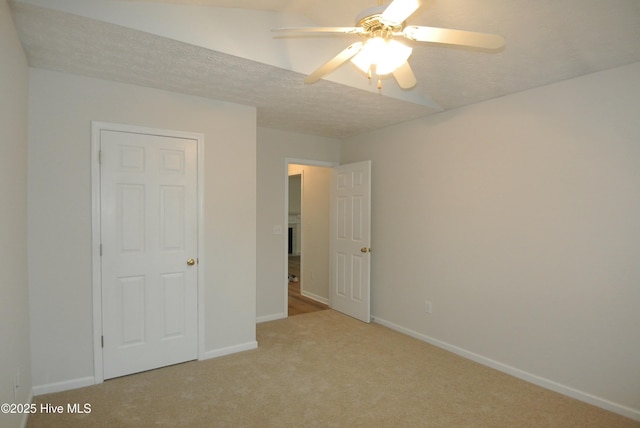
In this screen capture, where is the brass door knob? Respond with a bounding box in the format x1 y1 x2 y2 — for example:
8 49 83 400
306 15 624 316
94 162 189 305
360 248 371 253
186 258 196 266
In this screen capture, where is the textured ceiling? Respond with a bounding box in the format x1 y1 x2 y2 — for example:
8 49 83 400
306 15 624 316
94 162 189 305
10 0 640 138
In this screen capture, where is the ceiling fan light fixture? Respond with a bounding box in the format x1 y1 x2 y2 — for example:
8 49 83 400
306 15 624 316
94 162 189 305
377 39 413 75
351 37 412 76
351 37 384 73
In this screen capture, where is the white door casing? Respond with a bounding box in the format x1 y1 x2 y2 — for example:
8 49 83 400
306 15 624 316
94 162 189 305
96 126 200 380
330 161 372 323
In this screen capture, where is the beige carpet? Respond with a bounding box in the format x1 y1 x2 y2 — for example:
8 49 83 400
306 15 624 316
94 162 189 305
28 310 638 427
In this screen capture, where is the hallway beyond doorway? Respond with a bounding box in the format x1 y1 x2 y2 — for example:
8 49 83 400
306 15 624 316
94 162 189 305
288 256 328 316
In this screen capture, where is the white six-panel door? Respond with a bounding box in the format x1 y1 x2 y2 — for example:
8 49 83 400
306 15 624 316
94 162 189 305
330 161 371 323
100 129 198 379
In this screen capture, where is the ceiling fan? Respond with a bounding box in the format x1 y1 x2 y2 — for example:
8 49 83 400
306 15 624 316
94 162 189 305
272 0 505 89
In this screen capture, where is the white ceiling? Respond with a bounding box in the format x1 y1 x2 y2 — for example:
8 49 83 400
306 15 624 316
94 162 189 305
10 0 640 138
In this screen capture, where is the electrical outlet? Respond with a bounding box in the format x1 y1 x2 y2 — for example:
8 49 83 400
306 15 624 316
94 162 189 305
425 300 432 314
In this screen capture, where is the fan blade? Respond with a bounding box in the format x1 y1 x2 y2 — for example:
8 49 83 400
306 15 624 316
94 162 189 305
304 42 364 84
392 61 417 89
381 0 421 26
403 26 505 50
272 27 365 35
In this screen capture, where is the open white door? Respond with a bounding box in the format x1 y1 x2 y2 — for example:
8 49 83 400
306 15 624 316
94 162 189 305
330 161 371 323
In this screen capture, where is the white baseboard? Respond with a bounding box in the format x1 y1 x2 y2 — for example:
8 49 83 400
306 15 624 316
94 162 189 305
301 290 329 306
32 343 258 397
32 376 95 396
371 316 640 422
256 313 286 323
200 341 258 361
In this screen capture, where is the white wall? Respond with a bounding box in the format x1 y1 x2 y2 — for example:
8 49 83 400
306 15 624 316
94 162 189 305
341 62 640 419
0 1 32 427
256 128 340 321
28 69 257 392
288 174 301 215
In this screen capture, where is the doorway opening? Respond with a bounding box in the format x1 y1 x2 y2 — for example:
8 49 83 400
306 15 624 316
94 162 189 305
285 162 333 316
283 159 372 322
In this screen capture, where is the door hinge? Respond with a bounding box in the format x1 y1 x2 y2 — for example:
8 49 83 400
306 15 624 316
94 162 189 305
99 244 102 256
101 336 104 348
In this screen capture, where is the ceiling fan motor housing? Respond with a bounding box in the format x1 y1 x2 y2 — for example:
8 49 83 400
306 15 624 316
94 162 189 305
356 5 403 36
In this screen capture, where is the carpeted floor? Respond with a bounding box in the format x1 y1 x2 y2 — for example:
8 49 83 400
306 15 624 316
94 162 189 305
27 310 638 427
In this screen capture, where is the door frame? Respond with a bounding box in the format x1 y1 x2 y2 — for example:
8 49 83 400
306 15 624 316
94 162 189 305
91 121 205 384
283 158 337 315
